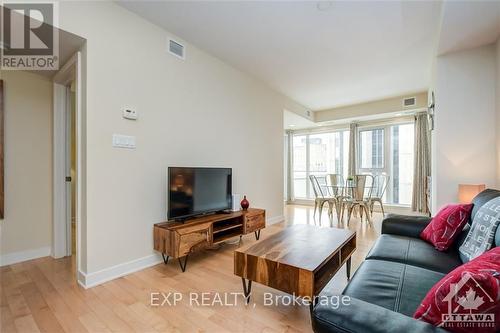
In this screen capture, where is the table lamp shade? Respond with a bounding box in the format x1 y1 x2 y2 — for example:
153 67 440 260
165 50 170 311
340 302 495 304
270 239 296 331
458 184 486 204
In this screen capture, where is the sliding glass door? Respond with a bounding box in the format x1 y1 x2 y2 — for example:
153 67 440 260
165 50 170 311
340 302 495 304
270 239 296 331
391 123 414 205
292 130 349 199
290 121 414 204
358 122 414 205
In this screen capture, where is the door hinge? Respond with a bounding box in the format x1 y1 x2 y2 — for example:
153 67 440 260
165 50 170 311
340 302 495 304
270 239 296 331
65 176 72 182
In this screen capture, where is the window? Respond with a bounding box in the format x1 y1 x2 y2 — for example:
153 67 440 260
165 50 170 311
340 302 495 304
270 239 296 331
309 133 335 174
292 135 307 198
391 124 414 205
309 133 334 196
289 121 414 204
359 129 384 169
292 130 349 199
358 122 414 205
336 131 350 180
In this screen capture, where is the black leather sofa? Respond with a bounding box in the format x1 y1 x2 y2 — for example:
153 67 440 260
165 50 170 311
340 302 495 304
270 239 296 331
312 189 500 333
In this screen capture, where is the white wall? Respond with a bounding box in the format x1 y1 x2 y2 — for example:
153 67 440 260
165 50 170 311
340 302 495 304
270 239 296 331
0 71 53 265
496 38 500 187
315 92 428 122
57 2 307 278
432 44 497 211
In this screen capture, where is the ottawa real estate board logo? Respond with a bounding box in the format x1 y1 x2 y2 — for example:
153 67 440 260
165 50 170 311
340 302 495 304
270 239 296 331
441 272 496 330
1 1 59 70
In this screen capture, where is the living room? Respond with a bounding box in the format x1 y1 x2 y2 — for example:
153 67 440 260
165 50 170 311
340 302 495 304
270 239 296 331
0 1 499 333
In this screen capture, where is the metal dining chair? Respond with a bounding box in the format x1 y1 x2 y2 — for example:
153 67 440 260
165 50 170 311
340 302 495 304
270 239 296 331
327 174 347 222
341 174 374 227
327 174 345 196
309 175 337 220
369 174 390 216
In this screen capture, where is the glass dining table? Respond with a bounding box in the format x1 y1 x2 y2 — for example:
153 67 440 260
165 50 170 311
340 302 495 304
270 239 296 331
325 182 363 196
324 182 375 223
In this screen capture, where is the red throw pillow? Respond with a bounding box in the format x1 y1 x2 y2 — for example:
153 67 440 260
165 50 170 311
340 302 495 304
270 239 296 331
414 247 500 333
420 204 473 251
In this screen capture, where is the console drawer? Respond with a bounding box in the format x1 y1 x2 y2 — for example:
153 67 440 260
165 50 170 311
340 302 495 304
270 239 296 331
244 213 265 234
177 228 210 257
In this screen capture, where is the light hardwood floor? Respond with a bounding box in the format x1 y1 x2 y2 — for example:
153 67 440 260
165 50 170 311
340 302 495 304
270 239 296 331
0 205 382 333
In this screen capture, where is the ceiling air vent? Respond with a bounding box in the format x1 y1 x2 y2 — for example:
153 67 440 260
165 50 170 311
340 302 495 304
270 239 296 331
168 38 185 59
403 97 416 107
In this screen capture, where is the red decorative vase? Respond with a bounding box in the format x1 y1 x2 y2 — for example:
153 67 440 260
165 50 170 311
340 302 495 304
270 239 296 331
240 195 250 210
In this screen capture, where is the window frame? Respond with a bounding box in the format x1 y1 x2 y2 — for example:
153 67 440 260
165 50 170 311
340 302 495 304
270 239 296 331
291 134 309 199
291 129 349 200
357 121 414 205
389 122 415 205
288 118 415 205
358 127 386 170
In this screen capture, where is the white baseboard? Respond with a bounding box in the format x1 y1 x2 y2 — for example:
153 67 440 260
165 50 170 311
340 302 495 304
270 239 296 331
77 214 285 289
0 246 51 267
77 270 87 288
78 253 163 289
267 215 285 225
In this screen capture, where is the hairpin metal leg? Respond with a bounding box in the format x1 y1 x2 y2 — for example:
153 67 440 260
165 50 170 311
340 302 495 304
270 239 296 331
241 278 252 304
346 257 352 280
178 255 188 272
254 230 261 240
309 296 318 315
161 253 169 265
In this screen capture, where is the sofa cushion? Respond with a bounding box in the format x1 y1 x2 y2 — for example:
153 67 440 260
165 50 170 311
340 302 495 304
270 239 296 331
366 234 463 274
382 214 432 238
459 196 500 262
343 260 445 317
420 203 473 251
414 247 500 333
312 295 449 333
470 189 500 222
454 189 500 249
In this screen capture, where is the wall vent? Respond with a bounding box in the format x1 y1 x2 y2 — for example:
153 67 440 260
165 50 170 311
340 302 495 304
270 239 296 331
168 39 185 59
403 97 416 107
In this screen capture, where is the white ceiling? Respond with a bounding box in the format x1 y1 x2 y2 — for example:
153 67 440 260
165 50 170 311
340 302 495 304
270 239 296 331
438 1 500 55
119 1 442 110
283 110 316 130
38 28 86 78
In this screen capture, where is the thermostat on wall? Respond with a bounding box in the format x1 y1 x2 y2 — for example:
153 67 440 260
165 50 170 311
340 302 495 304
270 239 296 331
123 108 138 120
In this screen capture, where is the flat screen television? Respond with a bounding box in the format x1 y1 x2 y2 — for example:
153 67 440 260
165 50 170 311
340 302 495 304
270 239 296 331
168 167 232 220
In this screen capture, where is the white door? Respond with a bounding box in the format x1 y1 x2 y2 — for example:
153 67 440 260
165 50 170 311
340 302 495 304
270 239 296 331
53 52 81 271
64 86 72 256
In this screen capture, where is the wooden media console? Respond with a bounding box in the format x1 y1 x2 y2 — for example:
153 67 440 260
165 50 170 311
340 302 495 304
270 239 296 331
154 208 265 271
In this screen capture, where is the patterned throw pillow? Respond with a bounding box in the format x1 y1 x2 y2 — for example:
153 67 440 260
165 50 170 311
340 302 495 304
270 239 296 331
459 197 500 262
420 204 473 251
414 247 500 333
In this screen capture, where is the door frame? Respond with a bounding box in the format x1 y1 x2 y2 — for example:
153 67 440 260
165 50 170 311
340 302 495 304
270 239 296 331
52 52 82 273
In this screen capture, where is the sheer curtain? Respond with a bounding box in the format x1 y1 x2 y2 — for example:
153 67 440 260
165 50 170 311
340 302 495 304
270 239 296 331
412 113 430 213
348 122 358 176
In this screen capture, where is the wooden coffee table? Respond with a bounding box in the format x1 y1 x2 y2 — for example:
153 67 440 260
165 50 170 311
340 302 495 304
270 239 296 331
234 224 356 308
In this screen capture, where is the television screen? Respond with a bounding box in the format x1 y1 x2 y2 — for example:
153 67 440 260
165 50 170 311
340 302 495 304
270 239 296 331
168 167 232 220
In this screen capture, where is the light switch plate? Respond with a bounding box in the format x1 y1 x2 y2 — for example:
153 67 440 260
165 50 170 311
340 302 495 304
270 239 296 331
112 134 136 149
